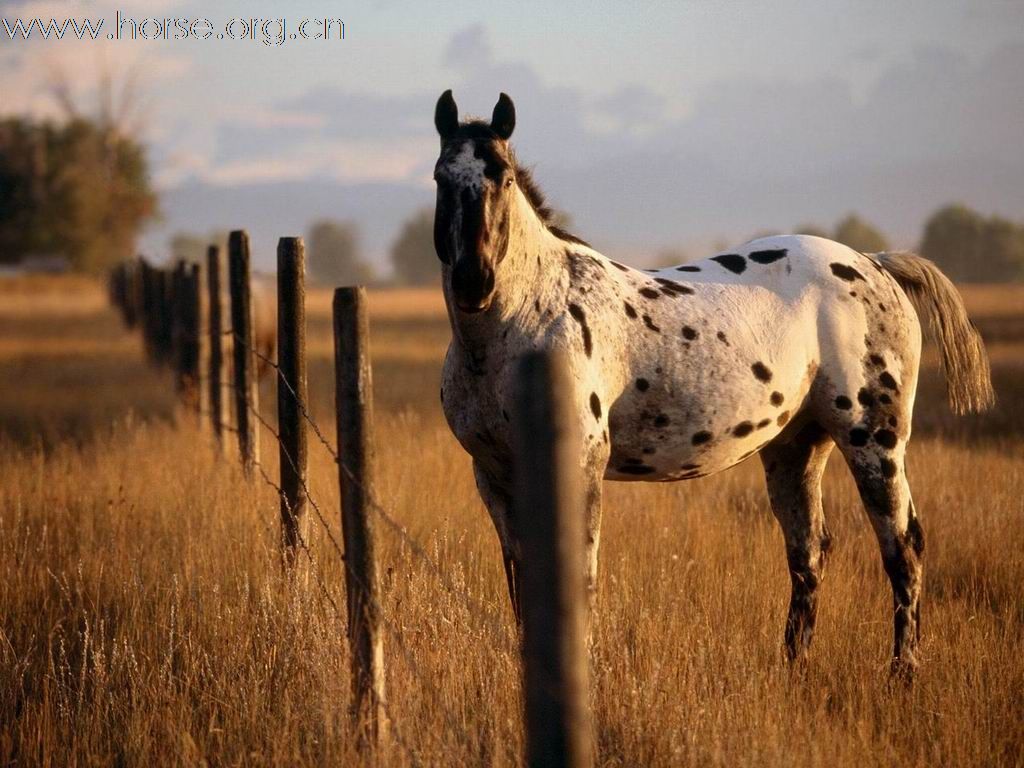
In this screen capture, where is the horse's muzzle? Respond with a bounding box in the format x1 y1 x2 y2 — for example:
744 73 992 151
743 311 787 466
452 259 495 313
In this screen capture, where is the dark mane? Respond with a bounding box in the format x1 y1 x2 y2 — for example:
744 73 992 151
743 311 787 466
451 120 590 247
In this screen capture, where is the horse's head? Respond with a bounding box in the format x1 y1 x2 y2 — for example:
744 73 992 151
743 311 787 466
433 90 518 314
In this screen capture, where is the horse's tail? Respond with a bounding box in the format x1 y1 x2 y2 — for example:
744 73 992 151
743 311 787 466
875 251 995 414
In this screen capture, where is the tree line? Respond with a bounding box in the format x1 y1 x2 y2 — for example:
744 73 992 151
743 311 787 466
2 111 1022 283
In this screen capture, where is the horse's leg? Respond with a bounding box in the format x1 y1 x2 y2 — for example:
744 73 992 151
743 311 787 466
839 443 924 677
759 422 835 663
472 461 521 623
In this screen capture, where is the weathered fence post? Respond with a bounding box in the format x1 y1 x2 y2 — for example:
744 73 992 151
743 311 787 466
206 245 226 442
229 230 260 476
513 351 593 768
277 237 308 569
174 262 202 412
333 286 387 745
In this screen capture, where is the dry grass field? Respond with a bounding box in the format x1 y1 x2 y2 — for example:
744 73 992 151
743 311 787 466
1 276 1022 767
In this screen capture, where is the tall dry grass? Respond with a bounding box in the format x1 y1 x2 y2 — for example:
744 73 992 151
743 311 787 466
1 277 1022 766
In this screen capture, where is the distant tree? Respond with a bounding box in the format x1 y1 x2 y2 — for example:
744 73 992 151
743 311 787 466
0 117 156 272
832 214 889 253
390 208 440 285
794 223 830 239
919 204 1024 283
307 220 374 286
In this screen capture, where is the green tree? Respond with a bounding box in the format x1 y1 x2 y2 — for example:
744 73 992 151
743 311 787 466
832 214 890 253
0 116 156 273
390 208 440 285
307 220 374 287
919 204 1024 283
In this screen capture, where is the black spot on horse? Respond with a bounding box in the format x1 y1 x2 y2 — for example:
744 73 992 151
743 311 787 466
642 446 656 455
879 393 892 405
880 457 897 479
589 392 602 420
712 253 747 274
680 463 701 471
639 287 661 300
623 301 638 319
440 387 444 403
835 395 852 410
757 418 771 429
751 362 773 382
857 388 875 407
770 391 784 406
879 371 899 391
830 262 865 282
888 416 898 427
777 411 790 427
654 414 670 428
748 248 787 264
618 465 656 475
849 427 870 447
717 331 729 345
534 299 541 313
567 303 593 357
682 326 698 341
692 431 713 445
655 278 694 297
874 429 898 449
611 261 629 272
732 421 754 437
676 265 701 272
643 315 661 333
636 378 650 392
869 354 885 366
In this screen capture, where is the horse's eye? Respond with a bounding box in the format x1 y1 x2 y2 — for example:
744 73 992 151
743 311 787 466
504 177 514 188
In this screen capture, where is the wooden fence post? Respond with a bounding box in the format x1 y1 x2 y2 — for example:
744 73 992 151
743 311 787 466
333 286 387 745
277 237 308 568
513 351 593 768
174 262 202 412
206 245 225 443
229 230 260 476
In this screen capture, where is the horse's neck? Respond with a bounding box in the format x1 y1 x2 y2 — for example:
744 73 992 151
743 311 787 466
450 192 568 347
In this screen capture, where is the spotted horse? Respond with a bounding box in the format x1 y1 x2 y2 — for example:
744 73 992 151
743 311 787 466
432 90 995 676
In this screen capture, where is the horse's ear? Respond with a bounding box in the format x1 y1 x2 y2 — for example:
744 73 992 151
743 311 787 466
490 93 515 140
435 90 459 140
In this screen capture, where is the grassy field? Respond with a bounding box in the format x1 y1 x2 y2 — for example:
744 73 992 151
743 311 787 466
1 276 1022 766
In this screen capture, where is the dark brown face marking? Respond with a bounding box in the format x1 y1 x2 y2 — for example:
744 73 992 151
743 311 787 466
716 331 729 345
589 392 602 420
654 414 670 428
857 388 875 407
635 378 650 392
770 391 784 406
830 262 865 281
751 362 773 382
692 430 713 445
748 248 788 264
835 395 852 410
776 411 790 427
879 371 899 391
567 303 593 357
676 265 701 272
879 457 898 479
849 427 870 447
732 421 754 438
618 465 656 475
623 301 638 319
712 253 747 274
643 315 661 333
639 287 661 300
874 429 897 449
682 326 698 341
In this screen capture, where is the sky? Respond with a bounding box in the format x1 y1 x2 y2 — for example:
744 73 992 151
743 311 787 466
2 0 1023 269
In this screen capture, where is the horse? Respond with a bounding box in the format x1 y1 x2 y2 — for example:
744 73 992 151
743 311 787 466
432 90 994 675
